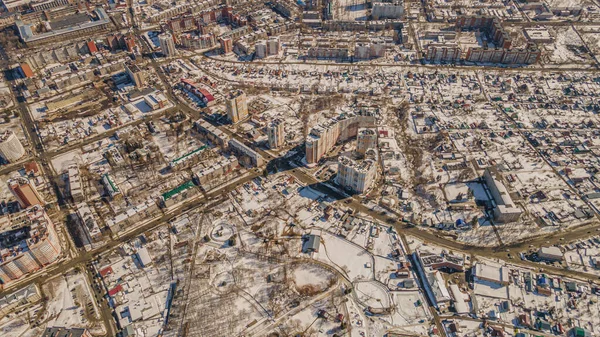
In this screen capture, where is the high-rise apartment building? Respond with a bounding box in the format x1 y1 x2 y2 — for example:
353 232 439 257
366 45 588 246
267 37 280 56
0 131 25 163
356 128 377 156
8 177 44 209
159 33 177 57
255 40 267 58
225 90 248 123
125 63 146 87
220 37 233 54
305 114 376 165
336 156 377 194
267 119 285 149
0 206 62 284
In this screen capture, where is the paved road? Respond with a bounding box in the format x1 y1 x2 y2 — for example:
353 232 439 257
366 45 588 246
192 54 600 283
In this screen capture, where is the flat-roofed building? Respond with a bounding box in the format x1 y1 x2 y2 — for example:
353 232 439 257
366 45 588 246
0 131 25 163
15 8 110 46
0 206 62 284
356 128 377 156
8 177 44 209
125 63 146 87
473 263 510 286
336 155 377 194
267 119 285 149
228 139 264 167
225 90 248 123
305 113 376 164
483 167 522 223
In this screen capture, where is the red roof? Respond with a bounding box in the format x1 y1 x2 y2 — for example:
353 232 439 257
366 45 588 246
87 41 98 54
198 88 214 102
181 78 197 87
20 63 34 78
99 266 113 277
24 161 39 174
108 284 123 296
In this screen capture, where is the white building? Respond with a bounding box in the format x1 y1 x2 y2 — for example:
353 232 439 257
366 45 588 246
336 155 377 194
473 263 510 286
255 40 267 58
371 0 404 19
0 131 25 163
267 119 285 149
159 33 177 57
483 167 522 223
356 128 377 156
538 246 563 262
267 37 280 56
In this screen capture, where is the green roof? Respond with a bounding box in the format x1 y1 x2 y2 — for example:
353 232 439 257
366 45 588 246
170 146 207 166
103 173 119 193
162 181 195 200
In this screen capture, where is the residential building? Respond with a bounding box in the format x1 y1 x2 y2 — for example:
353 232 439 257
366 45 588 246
125 63 146 87
356 128 377 156
67 165 84 202
0 283 41 318
228 139 264 167
267 119 285 149
255 40 267 58
194 156 238 190
305 113 376 164
220 37 233 54
0 206 62 284
225 90 248 123
371 0 404 19
8 177 44 209
267 37 280 55
41 327 92 337
159 32 177 57
0 131 25 163
194 120 229 149
75 202 102 243
336 156 377 194
483 167 522 223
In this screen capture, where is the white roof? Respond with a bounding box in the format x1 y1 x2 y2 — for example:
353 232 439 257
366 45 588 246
474 263 509 284
137 247 152 267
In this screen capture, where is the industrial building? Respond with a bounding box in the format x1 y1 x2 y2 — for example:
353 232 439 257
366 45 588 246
538 246 564 262
15 8 110 46
0 131 25 163
472 263 510 286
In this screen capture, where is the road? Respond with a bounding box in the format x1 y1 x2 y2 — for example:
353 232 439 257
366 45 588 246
2 22 599 336
189 53 600 283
